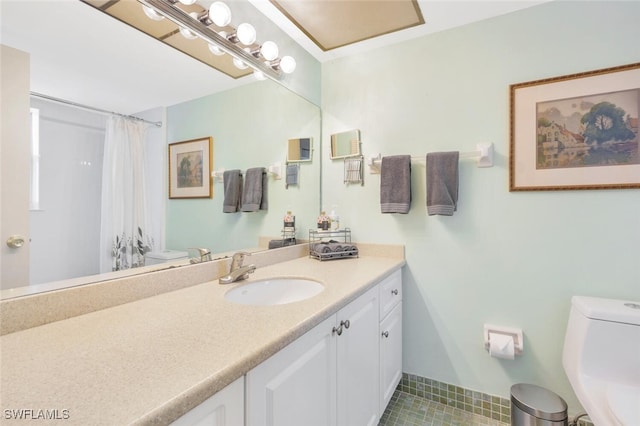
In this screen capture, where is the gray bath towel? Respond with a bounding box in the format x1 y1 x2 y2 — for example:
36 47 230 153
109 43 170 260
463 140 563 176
222 170 242 213
241 167 268 212
380 155 411 214
426 151 459 216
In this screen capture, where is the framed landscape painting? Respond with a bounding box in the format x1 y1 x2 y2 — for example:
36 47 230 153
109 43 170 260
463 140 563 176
510 63 640 191
168 137 213 198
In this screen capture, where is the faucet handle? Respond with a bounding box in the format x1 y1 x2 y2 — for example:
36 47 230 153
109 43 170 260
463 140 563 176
189 247 212 262
231 251 251 268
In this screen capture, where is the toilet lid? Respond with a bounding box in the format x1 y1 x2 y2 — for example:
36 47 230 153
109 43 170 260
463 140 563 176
607 383 640 426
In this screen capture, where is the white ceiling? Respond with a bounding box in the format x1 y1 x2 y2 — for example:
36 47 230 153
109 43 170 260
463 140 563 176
0 0 548 114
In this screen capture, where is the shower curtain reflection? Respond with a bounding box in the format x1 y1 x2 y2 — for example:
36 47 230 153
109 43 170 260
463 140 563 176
100 116 155 272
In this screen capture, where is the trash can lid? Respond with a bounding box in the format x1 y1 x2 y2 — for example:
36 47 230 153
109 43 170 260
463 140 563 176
511 383 568 421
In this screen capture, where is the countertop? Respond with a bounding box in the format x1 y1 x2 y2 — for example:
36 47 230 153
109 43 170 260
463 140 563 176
0 254 404 425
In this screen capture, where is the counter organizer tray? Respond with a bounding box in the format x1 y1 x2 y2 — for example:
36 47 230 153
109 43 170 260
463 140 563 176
309 228 358 261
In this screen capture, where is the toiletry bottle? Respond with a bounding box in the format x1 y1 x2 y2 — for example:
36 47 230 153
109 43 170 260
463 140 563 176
317 211 329 231
329 206 340 231
284 211 295 228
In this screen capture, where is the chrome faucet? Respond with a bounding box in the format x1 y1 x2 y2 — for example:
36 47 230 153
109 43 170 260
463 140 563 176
189 247 212 264
219 251 256 284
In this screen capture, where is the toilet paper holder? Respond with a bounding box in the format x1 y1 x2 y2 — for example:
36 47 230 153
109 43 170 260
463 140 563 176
483 324 524 356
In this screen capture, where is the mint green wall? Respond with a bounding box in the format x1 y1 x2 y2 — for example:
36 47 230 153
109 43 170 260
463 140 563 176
166 81 320 254
321 1 640 413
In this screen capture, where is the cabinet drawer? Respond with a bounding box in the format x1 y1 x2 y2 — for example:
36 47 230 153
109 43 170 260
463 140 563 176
379 269 402 319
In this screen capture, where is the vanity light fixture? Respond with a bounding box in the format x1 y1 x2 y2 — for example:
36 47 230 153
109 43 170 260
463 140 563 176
138 0 296 80
235 23 257 45
142 5 165 21
208 43 225 56
209 1 231 27
233 57 248 70
260 40 279 61
276 55 296 74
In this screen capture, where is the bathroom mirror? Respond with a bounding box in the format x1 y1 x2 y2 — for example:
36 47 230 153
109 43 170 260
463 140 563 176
287 138 313 162
330 129 361 159
0 1 321 298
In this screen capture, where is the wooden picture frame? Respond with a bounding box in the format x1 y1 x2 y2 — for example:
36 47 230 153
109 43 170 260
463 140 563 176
509 63 640 191
168 137 213 199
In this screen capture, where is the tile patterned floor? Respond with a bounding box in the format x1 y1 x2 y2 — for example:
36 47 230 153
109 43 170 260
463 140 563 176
380 389 509 426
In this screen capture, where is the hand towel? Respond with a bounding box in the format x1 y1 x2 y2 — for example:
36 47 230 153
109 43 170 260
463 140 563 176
426 151 459 216
260 169 268 211
380 155 411 214
268 238 295 249
241 167 267 212
286 164 299 186
222 169 243 213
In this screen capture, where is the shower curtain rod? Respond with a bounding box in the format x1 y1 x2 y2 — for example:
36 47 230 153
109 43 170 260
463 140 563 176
30 92 163 128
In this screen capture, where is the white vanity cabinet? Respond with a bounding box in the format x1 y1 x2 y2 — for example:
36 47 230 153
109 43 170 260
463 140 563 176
171 377 244 426
379 269 403 416
336 284 380 426
246 285 380 426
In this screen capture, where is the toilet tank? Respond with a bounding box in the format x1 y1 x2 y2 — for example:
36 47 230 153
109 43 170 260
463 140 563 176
145 250 189 266
564 296 640 383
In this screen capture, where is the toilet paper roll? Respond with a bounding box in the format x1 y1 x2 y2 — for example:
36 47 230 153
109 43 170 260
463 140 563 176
488 332 515 360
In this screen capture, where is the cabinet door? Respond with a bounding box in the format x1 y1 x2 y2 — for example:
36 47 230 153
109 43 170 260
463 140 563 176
171 377 244 426
380 302 402 416
336 285 380 426
246 315 337 426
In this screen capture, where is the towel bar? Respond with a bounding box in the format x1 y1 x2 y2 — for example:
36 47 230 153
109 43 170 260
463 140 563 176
368 142 494 174
212 162 282 183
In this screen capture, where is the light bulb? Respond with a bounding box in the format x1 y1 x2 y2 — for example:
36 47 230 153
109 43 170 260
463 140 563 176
280 56 296 74
179 12 199 40
209 2 231 27
178 0 197 4
253 71 266 81
233 58 248 70
237 23 256 45
180 26 197 39
260 41 278 61
208 44 225 56
142 5 164 21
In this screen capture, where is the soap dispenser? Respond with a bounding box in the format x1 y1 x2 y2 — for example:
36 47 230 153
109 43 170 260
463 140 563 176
329 206 340 231
284 210 295 228
317 210 329 231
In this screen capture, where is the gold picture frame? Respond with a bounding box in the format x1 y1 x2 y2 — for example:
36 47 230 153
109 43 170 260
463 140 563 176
509 63 640 191
168 137 213 199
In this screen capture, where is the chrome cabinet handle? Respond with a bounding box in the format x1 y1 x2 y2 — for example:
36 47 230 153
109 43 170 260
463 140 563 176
382 331 389 338
333 320 350 336
391 289 399 296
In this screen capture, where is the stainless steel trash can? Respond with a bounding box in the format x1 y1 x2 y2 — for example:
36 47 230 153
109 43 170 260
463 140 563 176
511 383 568 426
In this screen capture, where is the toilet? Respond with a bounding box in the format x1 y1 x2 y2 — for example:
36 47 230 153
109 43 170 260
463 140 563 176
145 250 189 266
562 296 640 426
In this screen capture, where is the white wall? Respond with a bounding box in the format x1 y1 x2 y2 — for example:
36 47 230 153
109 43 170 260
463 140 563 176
321 1 640 413
29 99 105 284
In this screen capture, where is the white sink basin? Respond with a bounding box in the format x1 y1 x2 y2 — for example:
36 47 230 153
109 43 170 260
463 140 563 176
224 278 324 306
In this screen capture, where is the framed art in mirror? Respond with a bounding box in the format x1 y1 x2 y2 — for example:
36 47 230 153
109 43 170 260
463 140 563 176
510 62 640 191
169 136 213 198
330 129 361 159
287 137 313 162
